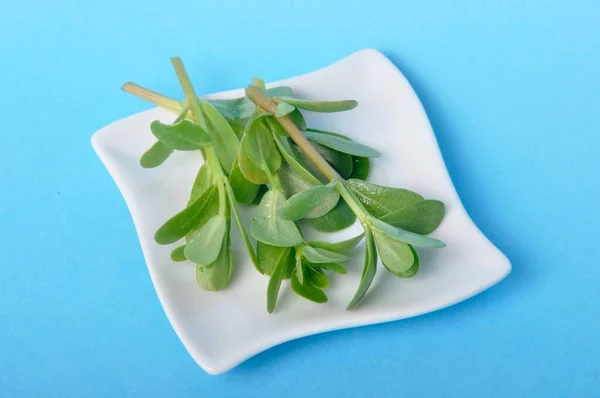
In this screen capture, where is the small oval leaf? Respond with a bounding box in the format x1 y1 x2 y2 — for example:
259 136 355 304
380 199 446 235
243 118 281 173
370 217 446 249
150 119 211 150
279 181 338 220
140 142 173 168
250 190 303 247
302 246 350 263
229 157 260 204
275 96 358 113
373 230 415 274
170 245 187 262
319 262 348 275
304 130 381 158
238 136 270 184
346 179 424 218
196 233 232 291
184 215 227 265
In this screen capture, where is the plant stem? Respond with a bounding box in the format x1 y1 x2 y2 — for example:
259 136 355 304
121 82 183 114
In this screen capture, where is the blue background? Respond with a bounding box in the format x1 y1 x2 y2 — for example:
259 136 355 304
1 1 598 396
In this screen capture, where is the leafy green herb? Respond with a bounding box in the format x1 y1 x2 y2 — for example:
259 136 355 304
122 63 448 313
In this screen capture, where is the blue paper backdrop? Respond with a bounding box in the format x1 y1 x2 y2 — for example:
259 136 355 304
1 1 599 397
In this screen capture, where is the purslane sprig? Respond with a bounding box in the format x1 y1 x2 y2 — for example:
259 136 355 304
120 57 446 312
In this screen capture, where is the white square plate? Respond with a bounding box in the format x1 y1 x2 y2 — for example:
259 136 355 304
92 49 510 374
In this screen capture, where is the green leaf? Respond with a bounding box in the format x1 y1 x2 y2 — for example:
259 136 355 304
346 179 424 218
370 217 446 248
150 119 211 150
266 253 286 313
306 267 329 289
257 242 295 277
273 135 323 185
291 268 328 303
238 134 269 184
229 122 245 138
197 100 239 173
170 245 187 262
250 190 303 247
155 185 217 245
140 142 173 168
184 215 227 265
228 157 259 204
307 199 357 232
396 246 419 278
243 118 281 173
196 231 232 291
188 164 214 205
314 143 353 179
380 199 446 235
223 181 262 273
208 87 294 121
275 96 357 113
301 246 350 263
319 262 347 274
278 163 338 219
304 130 381 158
275 101 296 118
279 181 338 220
307 233 364 255
350 157 370 180
347 229 377 310
373 230 415 274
